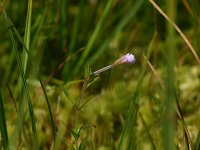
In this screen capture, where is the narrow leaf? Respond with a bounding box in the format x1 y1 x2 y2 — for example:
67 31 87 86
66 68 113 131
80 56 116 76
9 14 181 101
0 90 9 150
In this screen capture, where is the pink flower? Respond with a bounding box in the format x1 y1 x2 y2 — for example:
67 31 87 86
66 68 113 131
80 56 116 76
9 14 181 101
91 53 135 75
114 53 135 65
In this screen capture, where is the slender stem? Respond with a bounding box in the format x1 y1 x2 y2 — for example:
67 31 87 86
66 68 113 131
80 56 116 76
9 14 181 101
91 64 113 75
75 77 89 150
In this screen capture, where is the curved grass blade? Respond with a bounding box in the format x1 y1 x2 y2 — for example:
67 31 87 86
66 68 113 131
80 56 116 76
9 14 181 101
0 90 9 150
6 84 18 112
175 95 193 150
118 72 144 150
6 15 56 142
9 26 39 149
118 94 139 150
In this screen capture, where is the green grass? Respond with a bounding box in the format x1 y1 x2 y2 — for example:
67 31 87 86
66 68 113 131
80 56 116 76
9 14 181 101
75 0 113 75
0 0 200 149
0 90 9 150
163 0 176 150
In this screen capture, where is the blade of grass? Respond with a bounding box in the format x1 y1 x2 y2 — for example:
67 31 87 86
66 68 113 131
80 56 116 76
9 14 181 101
3 48 15 84
143 55 165 89
75 0 113 74
9 24 39 149
118 91 139 150
5 14 56 142
78 95 93 111
118 29 154 149
139 111 156 150
1 2 38 148
62 88 77 110
144 54 176 150
149 0 200 64
164 1 177 149
6 84 18 112
118 64 146 150
23 0 32 73
0 90 9 150
10 1 34 147
175 94 193 150
194 131 200 150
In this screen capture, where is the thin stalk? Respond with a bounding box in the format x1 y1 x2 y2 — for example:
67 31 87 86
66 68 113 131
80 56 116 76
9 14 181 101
164 0 177 150
91 65 113 75
23 0 32 73
74 67 90 149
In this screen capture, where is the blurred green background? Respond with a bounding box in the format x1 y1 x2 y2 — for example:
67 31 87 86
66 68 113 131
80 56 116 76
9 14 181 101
0 0 200 149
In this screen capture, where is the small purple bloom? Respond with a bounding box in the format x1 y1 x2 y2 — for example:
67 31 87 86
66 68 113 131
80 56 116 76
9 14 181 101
91 53 135 75
114 53 135 65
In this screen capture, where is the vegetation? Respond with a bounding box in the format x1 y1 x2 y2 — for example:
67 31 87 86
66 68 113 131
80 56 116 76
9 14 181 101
0 0 200 149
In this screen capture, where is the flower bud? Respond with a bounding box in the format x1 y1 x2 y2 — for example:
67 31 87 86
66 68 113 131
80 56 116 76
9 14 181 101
114 53 135 66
